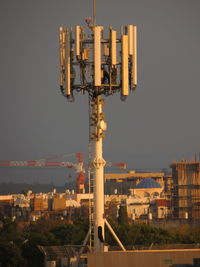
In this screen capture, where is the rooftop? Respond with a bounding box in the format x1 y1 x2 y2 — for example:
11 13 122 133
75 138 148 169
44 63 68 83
136 178 162 189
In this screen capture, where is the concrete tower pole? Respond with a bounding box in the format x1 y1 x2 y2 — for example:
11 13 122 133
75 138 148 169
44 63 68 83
92 96 106 252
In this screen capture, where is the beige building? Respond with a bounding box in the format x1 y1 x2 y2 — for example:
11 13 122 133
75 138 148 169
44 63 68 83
171 160 200 219
126 196 150 219
31 196 48 211
52 196 66 211
88 249 200 267
125 178 164 219
150 199 171 219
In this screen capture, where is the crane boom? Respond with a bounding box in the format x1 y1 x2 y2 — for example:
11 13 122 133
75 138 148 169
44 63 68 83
0 160 84 173
0 153 85 194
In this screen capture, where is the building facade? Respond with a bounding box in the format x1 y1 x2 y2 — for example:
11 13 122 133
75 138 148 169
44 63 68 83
171 161 200 220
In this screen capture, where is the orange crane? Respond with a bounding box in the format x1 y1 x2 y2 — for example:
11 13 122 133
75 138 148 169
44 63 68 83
0 153 126 193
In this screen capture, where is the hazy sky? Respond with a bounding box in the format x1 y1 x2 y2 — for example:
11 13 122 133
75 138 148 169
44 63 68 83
0 0 199 184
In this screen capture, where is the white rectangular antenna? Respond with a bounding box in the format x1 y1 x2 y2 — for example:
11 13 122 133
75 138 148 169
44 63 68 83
121 35 129 95
75 25 81 58
64 28 71 96
111 30 116 66
132 26 137 87
94 26 102 86
59 27 64 87
127 25 133 55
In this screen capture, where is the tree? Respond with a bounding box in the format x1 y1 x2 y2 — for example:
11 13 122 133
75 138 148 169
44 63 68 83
21 241 44 267
0 241 25 267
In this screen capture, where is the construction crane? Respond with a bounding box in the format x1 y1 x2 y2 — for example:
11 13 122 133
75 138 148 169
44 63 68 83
0 153 126 194
0 153 85 193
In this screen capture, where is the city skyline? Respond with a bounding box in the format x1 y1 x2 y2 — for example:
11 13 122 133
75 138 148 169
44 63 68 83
0 0 200 184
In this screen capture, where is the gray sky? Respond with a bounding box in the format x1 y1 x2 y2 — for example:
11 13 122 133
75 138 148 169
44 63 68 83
0 0 200 184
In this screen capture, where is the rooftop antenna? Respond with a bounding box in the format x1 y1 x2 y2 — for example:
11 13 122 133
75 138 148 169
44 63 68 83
59 0 137 252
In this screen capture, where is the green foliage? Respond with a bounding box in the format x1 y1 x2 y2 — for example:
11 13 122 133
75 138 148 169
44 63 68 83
21 241 44 267
168 224 200 244
27 217 59 234
132 224 173 246
0 241 25 267
106 221 178 247
50 217 88 245
1 217 200 266
51 224 74 244
0 219 26 266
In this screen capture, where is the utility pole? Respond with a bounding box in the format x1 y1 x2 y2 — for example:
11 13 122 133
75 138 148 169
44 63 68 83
59 1 137 252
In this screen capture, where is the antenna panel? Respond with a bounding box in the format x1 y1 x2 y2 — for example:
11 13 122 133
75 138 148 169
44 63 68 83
111 30 116 66
94 26 102 86
127 25 133 55
121 35 129 96
132 26 137 88
64 28 71 96
59 27 64 88
75 25 81 58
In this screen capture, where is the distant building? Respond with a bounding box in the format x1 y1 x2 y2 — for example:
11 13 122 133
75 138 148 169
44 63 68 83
0 195 13 217
171 160 200 220
0 195 13 203
150 199 171 219
126 196 150 219
14 196 30 208
163 173 173 198
52 196 66 211
125 178 167 220
129 177 163 198
31 195 48 212
105 170 170 195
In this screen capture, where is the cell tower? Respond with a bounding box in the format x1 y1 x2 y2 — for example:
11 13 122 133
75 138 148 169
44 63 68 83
59 1 137 253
